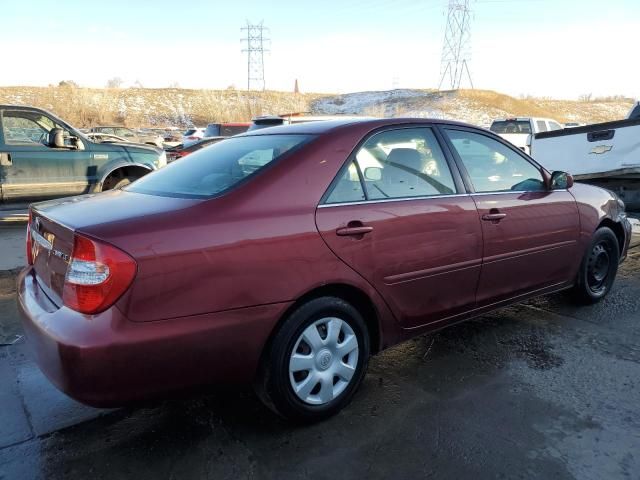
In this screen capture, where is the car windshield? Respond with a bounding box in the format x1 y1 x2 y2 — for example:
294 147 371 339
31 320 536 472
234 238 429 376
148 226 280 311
127 134 313 198
490 121 532 134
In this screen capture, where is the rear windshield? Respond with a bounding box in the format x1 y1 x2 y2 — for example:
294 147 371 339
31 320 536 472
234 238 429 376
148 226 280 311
490 121 532 134
127 134 313 198
184 129 197 136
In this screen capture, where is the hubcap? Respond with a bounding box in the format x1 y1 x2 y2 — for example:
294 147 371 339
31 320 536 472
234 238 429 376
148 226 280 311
289 317 359 405
587 242 611 294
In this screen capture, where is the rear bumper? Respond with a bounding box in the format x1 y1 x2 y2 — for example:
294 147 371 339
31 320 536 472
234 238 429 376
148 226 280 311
17 267 290 407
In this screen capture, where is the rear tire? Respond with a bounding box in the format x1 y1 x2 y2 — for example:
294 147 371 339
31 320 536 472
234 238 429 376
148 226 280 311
570 227 620 304
255 296 370 422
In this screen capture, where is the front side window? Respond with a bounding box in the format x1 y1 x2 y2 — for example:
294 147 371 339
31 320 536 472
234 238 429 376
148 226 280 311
2 111 66 146
128 134 312 198
548 121 563 131
445 129 545 193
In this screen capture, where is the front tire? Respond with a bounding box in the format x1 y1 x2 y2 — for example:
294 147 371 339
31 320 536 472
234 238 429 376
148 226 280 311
256 297 370 422
102 176 136 191
571 227 620 304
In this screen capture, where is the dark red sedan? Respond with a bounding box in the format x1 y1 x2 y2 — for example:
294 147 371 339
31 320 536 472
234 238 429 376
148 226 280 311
18 119 632 421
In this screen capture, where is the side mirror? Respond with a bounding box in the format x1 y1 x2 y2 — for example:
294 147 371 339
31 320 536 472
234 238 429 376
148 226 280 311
48 128 66 148
364 167 382 181
550 171 574 190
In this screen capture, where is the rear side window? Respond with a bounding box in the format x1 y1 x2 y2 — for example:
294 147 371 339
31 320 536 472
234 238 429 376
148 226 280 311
445 129 545 193
128 134 312 198
325 160 366 204
324 127 456 203
536 121 548 132
548 121 563 131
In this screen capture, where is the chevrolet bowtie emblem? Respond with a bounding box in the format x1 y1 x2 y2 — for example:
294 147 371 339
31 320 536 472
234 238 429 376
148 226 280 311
590 145 613 155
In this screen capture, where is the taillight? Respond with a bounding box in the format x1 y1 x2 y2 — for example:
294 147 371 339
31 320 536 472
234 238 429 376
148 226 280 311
62 234 137 314
26 209 33 266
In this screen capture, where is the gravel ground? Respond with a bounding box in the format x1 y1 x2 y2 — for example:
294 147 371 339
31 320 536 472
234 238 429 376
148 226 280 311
0 247 638 479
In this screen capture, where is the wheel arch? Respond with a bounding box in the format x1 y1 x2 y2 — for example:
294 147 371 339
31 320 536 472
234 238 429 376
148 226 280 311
260 283 383 372
597 218 625 254
99 163 153 191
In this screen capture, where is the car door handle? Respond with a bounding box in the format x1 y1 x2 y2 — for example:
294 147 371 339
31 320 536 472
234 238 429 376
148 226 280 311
0 152 11 166
482 212 507 222
336 224 373 237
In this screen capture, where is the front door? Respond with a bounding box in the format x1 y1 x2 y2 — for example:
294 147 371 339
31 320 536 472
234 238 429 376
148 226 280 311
442 127 580 305
315 127 483 328
0 109 91 203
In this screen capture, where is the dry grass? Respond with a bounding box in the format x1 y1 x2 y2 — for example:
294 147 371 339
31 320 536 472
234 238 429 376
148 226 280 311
0 85 327 127
453 90 632 123
0 85 632 128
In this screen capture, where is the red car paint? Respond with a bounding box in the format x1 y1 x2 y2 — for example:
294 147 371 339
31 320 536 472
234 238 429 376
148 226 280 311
18 118 631 407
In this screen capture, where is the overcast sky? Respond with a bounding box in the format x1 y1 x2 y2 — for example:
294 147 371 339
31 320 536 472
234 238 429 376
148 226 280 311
3 0 639 99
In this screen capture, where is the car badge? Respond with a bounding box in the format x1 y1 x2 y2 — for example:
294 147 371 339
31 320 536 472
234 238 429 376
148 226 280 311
589 145 613 155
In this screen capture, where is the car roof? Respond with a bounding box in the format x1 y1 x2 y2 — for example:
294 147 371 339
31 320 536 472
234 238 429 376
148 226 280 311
239 117 476 136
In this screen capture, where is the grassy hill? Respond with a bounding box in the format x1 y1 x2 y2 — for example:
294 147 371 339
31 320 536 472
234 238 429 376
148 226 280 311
0 86 633 128
0 86 324 127
312 89 634 126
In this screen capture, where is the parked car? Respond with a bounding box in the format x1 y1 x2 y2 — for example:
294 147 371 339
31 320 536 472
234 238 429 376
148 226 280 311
247 115 364 132
181 127 205 147
90 126 164 148
203 122 251 138
85 132 129 143
489 117 563 154
529 115 640 209
18 118 631 421
0 105 166 207
247 115 291 131
165 137 225 163
564 122 584 128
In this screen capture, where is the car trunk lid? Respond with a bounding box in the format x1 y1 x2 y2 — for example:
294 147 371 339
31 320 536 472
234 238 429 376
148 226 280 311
30 209 75 306
30 189 203 307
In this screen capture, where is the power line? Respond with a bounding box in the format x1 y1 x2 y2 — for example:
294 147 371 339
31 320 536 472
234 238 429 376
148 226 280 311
241 22 270 91
439 0 474 90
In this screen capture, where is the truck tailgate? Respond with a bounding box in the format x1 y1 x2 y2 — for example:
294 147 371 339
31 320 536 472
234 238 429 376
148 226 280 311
531 119 640 178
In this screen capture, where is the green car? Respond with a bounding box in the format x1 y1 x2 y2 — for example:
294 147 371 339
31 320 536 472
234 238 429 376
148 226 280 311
0 105 166 207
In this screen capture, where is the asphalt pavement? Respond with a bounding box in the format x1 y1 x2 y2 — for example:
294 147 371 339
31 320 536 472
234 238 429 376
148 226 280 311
0 230 639 479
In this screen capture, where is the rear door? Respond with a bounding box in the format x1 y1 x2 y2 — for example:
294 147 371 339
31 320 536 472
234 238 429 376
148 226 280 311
315 126 483 328
441 127 580 305
0 109 92 203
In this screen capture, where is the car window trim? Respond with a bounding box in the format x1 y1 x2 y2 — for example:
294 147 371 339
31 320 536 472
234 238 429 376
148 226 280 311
319 124 466 206
318 193 472 208
436 124 549 195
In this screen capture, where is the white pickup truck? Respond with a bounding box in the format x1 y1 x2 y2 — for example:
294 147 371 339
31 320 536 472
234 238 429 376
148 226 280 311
489 117 564 155
529 107 640 210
